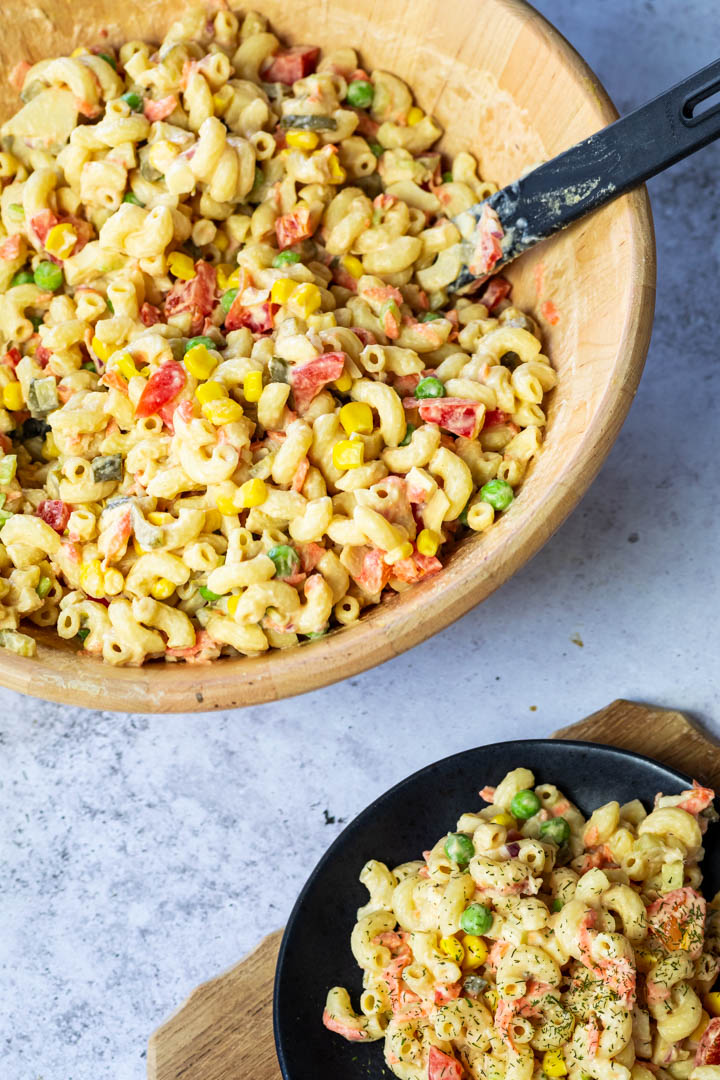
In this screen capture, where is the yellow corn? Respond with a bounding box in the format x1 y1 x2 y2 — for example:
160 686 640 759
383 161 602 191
213 230 229 253
289 281 322 318
71 46 90 57
333 371 353 393
148 139 180 173
692 1011 711 1041
243 370 263 403
340 255 363 280
132 537 148 557
202 398 244 425
333 439 364 470
225 267 245 289
80 559 105 599
227 594 241 617
484 988 498 1012
216 263 234 290
91 336 111 363
147 511 173 526
339 402 373 436
706 993 720 1017
416 528 440 557
43 433 58 460
196 380 227 405
139 366 151 377
212 86 233 116
384 541 413 565
168 252 196 281
325 152 347 183
439 936 465 964
491 813 516 827
407 106 424 126
185 344 218 380
115 351 138 381
270 278 298 306
150 577 175 600
204 508 222 532
103 568 125 596
542 1050 568 1077
463 936 488 969
217 495 237 517
2 382 24 411
45 223 77 259
286 130 319 151
237 477 267 508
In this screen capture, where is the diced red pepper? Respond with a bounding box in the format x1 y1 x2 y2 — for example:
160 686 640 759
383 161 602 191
139 302 164 327
225 299 275 334
428 1046 464 1080
289 351 345 412
35 345 52 367
297 541 325 573
483 408 508 427
263 46 320 85
163 261 217 336
0 235 22 261
2 348 22 369
38 499 70 534
391 550 442 583
418 397 485 439
143 95 178 122
135 361 187 418
275 207 313 250
350 327 377 346
696 1019 720 1066
434 981 462 1005
480 276 512 311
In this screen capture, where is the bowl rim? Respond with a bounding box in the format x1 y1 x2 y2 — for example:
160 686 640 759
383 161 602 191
272 737 692 1079
0 0 656 713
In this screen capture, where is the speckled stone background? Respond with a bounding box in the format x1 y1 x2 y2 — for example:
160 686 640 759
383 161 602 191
2 2 720 1077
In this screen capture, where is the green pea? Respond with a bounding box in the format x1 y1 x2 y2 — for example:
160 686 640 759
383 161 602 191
199 585 221 603
273 250 301 268
123 191 143 206
10 269 35 287
77 628 90 642
444 832 475 868
36 575 52 598
458 504 469 526
442 171 454 183
185 336 216 353
415 376 445 399
540 818 571 846
81 361 96 371
399 424 415 447
551 898 564 913
346 80 374 109
460 903 493 935
418 311 442 322
121 91 143 111
369 142 384 158
33 261 63 292
98 53 117 71
480 478 514 511
30 315 44 332
221 288 238 314
510 788 541 820
267 544 300 579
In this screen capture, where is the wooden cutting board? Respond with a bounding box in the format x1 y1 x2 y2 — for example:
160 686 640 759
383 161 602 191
147 699 720 1080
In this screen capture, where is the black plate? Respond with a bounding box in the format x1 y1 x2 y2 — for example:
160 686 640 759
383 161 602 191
274 738 719 1080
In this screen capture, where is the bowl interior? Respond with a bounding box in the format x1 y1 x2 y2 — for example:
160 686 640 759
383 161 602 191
0 0 654 710
273 739 719 1080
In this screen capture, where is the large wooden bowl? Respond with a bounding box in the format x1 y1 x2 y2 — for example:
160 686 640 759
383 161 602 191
0 0 655 712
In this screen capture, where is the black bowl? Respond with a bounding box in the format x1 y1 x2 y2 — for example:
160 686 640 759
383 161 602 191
274 738 720 1080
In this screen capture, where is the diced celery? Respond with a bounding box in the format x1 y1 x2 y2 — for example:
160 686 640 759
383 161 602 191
0 455 17 485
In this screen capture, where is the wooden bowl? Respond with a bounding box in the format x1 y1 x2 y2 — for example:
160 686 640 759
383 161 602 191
0 0 655 712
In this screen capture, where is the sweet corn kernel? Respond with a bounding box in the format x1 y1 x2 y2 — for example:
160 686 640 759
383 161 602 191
196 380 228 405
150 577 176 600
490 812 516 827
706 993 720 1017
212 86 233 115
225 267 245 289
139 366 151 377
204 509 222 532
80 559 105 599
439 936 465 964
227 594 241 617
202 398 244 425
484 988 498 1011
237 477 267 508
148 511 173 526
115 351 138 380
416 528 440 557
216 263 234 290
463 936 488 969
333 371 353 393
333 439 364 470
2 382 24 411
243 370 263 402
307 312 337 332
71 46 90 56
213 230 229 252
43 432 58 460
91 336 111 363
542 1050 568 1077
289 281 322 318
340 255 363 280
133 537 148 557
103 568 124 596
185 344 218 380
692 1011 711 1041
339 402 373 436
384 540 414 565
168 252 196 280
270 278 298 305
217 495 237 517
286 129 319 150
407 106 424 126
148 139 180 174
45 223 77 259
326 152 347 183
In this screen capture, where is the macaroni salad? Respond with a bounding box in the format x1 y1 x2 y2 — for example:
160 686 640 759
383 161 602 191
323 768 720 1080
0 7 555 664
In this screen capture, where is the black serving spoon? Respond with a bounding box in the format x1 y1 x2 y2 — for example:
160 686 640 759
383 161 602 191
450 57 720 294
